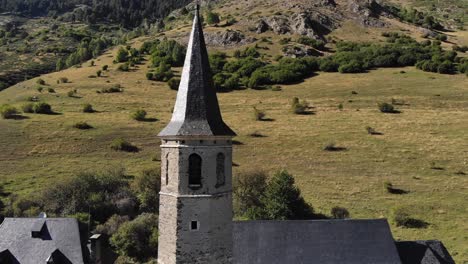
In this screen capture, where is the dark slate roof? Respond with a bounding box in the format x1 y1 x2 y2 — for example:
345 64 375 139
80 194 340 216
158 6 236 137
233 219 402 264
396 240 455 264
0 218 84 264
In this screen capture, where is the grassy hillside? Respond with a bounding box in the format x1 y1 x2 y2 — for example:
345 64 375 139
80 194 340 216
0 39 467 261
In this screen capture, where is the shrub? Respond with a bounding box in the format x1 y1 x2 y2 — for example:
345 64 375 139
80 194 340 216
47 88 55 93
319 58 339 72
37 86 44 93
131 110 147 121
101 86 123 93
82 104 94 113
291 97 309 114
115 47 129 63
393 207 428 228
111 138 139 152
0 104 19 119
378 103 397 113
253 107 266 121
331 207 350 219
36 78 46 85
96 70 102 77
22 103 34 113
297 37 326 50
323 142 346 152
206 11 221 25
146 72 154 80
110 213 158 261
167 77 180 90
95 215 130 237
338 60 364 73
33 102 52 114
102 65 109 71
73 122 93 130
68 90 77 97
118 63 130 72
58 77 69 83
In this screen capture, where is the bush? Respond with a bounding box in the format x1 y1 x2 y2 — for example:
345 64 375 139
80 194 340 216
378 103 397 113
115 47 129 63
95 215 130 237
82 104 94 113
73 122 93 130
37 86 44 93
118 63 130 72
297 37 326 50
110 213 158 261
319 58 339 72
111 138 139 152
96 70 102 77
291 97 309 114
41 168 136 223
331 207 350 219
58 77 69 83
103 65 109 71
131 110 147 121
101 86 123 93
47 88 55 93
167 77 180 90
206 11 220 25
253 107 266 121
36 78 46 85
338 60 364 73
0 104 19 119
68 90 77 97
22 103 34 113
33 102 52 114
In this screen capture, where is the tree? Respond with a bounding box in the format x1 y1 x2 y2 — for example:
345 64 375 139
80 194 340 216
56 58 66 71
233 171 268 218
132 169 161 214
110 213 159 262
261 170 314 220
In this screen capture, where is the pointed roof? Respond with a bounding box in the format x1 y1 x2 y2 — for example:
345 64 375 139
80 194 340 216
158 5 236 137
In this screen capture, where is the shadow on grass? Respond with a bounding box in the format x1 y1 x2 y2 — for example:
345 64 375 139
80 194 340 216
232 140 243 145
259 118 275 122
232 162 239 167
400 218 430 229
9 115 30 120
388 187 409 195
140 118 159 123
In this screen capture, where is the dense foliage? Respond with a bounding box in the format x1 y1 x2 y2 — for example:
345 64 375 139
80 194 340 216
0 0 190 27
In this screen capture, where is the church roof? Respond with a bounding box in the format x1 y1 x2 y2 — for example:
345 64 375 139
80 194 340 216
233 219 402 264
396 240 455 264
158 6 236 137
0 218 85 264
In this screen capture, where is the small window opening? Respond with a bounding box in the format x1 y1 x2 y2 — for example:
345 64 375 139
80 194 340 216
165 153 170 185
191 221 199 231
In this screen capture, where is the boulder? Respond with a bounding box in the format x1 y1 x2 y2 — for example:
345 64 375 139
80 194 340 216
204 30 255 46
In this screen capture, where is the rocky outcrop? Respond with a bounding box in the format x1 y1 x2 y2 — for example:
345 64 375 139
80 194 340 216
347 0 388 27
204 30 256 46
282 45 321 58
254 12 334 39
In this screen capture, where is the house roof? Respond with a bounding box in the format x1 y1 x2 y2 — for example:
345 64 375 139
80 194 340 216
396 240 455 264
0 218 84 264
233 219 403 264
158 5 236 138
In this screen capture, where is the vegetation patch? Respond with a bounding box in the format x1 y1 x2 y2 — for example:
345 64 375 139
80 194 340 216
111 138 139 153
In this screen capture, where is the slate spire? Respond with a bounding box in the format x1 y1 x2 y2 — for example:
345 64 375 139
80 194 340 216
159 5 236 137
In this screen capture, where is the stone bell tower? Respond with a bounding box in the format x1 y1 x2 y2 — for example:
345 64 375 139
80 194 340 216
157 5 236 264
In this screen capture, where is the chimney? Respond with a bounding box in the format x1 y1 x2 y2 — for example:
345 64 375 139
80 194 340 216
89 234 102 264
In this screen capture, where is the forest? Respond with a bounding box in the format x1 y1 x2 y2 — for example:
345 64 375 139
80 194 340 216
0 0 191 27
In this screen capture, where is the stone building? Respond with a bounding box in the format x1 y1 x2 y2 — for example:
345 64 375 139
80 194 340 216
156 6 455 264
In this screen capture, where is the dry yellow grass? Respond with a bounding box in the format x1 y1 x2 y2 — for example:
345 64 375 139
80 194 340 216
1 25 468 264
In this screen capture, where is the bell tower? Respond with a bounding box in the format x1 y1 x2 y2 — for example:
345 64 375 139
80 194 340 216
157 5 236 264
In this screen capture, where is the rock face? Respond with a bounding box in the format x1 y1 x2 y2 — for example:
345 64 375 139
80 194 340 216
204 30 255 46
255 12 334 39
347 0 390 27
282 45 321 58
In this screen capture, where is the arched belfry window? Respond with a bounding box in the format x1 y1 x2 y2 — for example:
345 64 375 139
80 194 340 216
216 153 225 187
189 154 202 187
